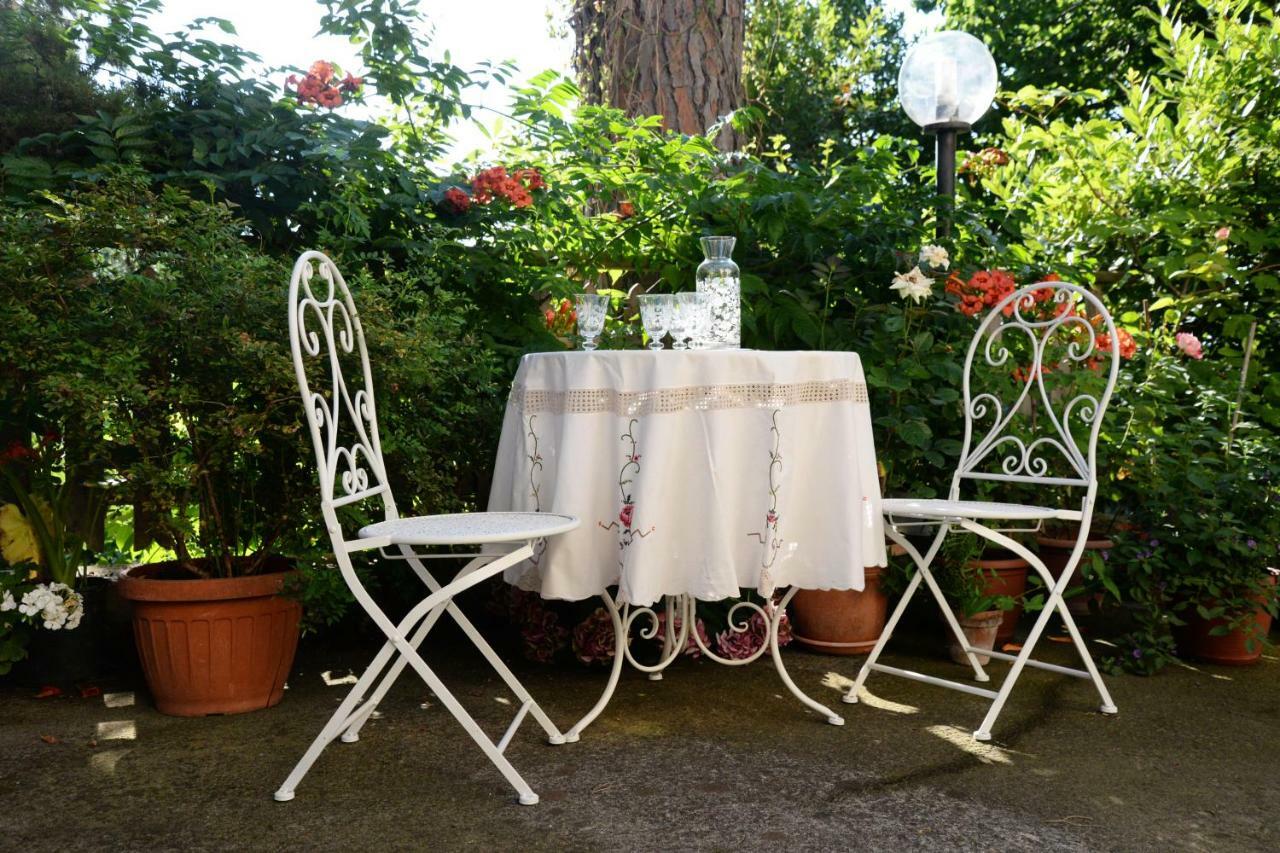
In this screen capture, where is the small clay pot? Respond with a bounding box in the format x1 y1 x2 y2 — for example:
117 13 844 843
790 565 888 656
117 558 301 716
969 554 1029 645
1174 575 1276 666
948 610 1004 666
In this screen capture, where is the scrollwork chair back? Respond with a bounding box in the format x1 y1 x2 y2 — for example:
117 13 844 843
953 282 1120 512
289 251 396 531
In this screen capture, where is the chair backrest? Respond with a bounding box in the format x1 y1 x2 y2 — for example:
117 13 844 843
951 281 1120 504
289 251 396 528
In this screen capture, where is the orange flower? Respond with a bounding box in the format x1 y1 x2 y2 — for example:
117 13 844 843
316 87 344 108
617 201 635 219
443 187 470 213
339 73 363 93
309 60 334 83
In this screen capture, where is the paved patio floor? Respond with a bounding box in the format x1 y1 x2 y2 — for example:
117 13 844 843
3 617 1277 852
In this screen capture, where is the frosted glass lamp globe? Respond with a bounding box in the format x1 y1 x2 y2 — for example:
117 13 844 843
898 31 998 130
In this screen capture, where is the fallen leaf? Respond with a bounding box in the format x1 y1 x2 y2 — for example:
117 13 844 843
78 685 102 699
87 739 98 749
40 734 60 744
35 685 62 699
1001 643 1022 652
1048 635 1072 644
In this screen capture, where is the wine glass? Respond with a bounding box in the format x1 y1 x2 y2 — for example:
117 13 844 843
672 292 706 351
638 294 673 350
576 294 609 351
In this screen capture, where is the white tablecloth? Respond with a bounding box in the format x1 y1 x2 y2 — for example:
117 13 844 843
487 350 886 606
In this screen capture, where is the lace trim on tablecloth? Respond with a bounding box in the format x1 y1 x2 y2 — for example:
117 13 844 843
509 379 869 416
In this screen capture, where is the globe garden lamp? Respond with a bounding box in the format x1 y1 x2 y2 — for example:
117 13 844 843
898 30 998 239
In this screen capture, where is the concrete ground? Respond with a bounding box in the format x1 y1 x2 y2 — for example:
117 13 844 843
2 617 1277 853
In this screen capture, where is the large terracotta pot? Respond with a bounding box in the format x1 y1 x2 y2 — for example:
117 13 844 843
1174 575 1276 666
969 554 1028 645
947 610 1003 666
789 565 888 655
116 558 301 716
1037 532 1114 616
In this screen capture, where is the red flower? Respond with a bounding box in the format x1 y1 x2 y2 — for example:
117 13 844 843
766 510 778 525
316 87 344 108
617 201 634 219
515 168 546 190
619 503 635 529
339 73 363 94
309 60 334 83
296 75 323 102
1095 328 1137 360
443 186 470 213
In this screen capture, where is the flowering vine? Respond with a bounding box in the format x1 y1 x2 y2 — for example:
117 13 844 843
286 60 363 109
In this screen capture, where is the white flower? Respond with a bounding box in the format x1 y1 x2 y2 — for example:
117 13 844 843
890 266 935 304
16 584 83 631
0 590 15 611
919 244 950 270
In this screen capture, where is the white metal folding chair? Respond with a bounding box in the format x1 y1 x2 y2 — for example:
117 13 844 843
275 251 579 805
844 281 1119 741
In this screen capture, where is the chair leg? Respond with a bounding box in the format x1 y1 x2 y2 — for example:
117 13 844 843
844 569 922 705
274 638 402 801
276 547 545 805
344 552 570 746
971 592 1059 741
958 519 1118 739
1051 590 1118 714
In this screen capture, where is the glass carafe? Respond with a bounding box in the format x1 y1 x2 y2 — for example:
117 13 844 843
695 236 741 349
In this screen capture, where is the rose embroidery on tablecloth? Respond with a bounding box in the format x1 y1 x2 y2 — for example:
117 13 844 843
748 409 784 596
598 418 654 566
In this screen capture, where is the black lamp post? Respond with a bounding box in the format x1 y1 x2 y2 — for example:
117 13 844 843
897 31 998 241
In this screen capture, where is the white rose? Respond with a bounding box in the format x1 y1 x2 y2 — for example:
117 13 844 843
890 266 935 304
919 244 950 270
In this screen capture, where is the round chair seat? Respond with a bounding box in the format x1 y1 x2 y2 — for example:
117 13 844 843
882 498 1070 522
359 512 579 545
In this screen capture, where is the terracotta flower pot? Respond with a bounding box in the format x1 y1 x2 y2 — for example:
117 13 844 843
116 558 301 716
948 610 1003 666
1037 532 1114 616
969 554 1028 645
1174 575 1276 666
789 565 888 655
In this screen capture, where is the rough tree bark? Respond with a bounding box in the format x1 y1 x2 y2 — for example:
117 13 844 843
571 0 745 150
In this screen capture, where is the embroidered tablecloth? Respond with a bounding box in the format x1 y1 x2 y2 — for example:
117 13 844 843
487 350 886 606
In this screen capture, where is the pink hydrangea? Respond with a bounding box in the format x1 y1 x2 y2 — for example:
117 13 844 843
714 609 793 660
655 610 711 658
572 607 617 665
1175 331 1204 360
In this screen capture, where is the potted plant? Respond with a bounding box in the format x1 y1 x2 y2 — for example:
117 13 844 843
790 554 896 656
0 432 105 685
4 174 310 714
1104 337 1279 669
938 540 1018 666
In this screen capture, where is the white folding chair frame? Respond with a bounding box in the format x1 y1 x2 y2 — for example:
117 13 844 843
844 282 1121 740
276 251 570 805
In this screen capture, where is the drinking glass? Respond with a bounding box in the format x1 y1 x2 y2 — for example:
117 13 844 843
576 294 609 351
638 294 673 350
670 292 705 351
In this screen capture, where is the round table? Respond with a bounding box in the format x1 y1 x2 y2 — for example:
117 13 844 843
487 349 887 734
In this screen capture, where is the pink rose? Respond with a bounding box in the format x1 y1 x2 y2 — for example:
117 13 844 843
1176 331 1204 360
1214 227 1231 241
619 503 635 529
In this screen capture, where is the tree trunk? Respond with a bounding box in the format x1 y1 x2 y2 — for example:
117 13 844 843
572 0 745 150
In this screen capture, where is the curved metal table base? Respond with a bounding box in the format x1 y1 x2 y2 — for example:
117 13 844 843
559 587 844 743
